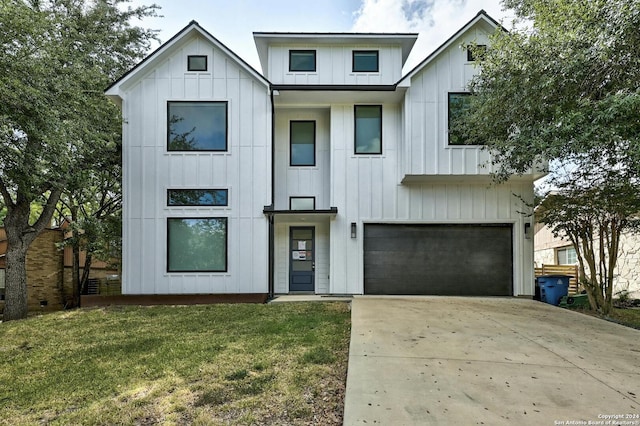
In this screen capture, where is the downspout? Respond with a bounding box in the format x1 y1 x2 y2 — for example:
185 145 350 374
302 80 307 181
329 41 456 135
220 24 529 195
267 87 276 300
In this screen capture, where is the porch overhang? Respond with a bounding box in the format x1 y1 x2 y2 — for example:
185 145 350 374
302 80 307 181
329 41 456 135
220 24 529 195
263 206 338 223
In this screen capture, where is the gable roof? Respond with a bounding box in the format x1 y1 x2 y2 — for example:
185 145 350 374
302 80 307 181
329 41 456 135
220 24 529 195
105 20 270 99
398 10 503 85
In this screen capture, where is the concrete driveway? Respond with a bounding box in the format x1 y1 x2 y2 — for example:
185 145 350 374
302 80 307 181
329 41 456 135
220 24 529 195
343 297 640 425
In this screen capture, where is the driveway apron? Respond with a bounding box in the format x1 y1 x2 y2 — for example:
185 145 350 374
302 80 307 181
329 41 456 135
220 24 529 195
343 296 640 425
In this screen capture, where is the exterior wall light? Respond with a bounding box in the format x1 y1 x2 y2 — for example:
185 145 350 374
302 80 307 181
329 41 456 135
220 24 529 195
524 222 532 239
351 222 357 238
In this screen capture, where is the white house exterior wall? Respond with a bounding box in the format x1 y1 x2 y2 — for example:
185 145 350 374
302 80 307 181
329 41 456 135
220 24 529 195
403 26 492 177
267 45 403 85
121 35 271 294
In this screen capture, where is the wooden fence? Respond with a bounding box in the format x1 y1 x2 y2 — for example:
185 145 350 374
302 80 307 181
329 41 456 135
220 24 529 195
534 264 580 295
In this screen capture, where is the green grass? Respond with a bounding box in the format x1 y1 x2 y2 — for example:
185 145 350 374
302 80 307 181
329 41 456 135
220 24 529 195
608 307 640 329
0 302 351 425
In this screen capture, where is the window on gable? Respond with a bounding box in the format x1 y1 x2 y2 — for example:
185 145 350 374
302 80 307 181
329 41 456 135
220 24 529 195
353 50 379 72
466 45 487 62
187 55 207 71
354 105 382 154
289 50 316 72
290 197 315 210
448 93 482 145
168 189 228 206
167 217 227 272
168 101 227 151
290 121 316 166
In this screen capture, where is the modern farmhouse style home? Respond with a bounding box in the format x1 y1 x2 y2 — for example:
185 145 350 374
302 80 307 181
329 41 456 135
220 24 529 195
105 10 542 301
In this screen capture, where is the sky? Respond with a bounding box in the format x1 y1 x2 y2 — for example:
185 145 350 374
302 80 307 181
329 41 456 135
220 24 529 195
129 0 514 73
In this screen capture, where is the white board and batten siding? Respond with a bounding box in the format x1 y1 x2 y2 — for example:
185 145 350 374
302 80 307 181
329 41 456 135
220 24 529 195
121 34 271 295
403 25 493 177
267 45 403 86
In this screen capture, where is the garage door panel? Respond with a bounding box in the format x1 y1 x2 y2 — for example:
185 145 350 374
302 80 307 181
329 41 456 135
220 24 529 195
364 224 513 296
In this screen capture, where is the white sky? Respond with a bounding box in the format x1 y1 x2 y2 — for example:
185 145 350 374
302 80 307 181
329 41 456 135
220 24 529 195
129 0 514 73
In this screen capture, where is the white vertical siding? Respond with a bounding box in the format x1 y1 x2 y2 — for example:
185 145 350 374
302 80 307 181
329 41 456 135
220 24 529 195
121 35 271 295
267 45 402 85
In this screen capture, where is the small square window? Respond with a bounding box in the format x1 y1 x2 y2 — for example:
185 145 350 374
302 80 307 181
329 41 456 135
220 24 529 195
289 50 316 72
290 197 315 210
168 189 228 206
187 55 207 71
466 45 486 62
290 121 316 166
353 51 379 72
167 101 227 151
354 105 382 154
557 246 577 265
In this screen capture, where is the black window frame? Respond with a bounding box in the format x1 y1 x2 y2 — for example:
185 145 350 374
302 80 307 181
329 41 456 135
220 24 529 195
167 101 228 152
289 50 316 72
354 105 383 155
352 50 379 73
289 196 316 210
167 189 229 207
166 217 228 273
448 92 479 146
187 55 208 71
289 120 316 166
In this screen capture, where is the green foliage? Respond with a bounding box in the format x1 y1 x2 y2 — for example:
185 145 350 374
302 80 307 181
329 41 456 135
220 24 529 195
460 0 640 314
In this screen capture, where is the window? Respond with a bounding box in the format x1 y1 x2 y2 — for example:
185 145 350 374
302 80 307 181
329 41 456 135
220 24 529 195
557 246 577 265
167 101 227 151
187 55 207 71
290 121 315 166
466 45 487 62
289 50 316 72
167 218 227 272
354 105 382 154
353 50 379 72
448 93 479 145
290 197 315 210
168 189 228 206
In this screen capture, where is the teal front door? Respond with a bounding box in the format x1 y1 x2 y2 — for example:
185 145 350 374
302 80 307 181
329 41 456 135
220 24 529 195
289 227 315 292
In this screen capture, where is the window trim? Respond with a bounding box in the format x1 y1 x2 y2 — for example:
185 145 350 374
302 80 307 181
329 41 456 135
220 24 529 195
352 50 379 73
289 120 316 166
289 196 316 210
167 101 228 152
354 105 383 155
447 92 477 146
166 217 228 273
289 50 316 72
187 55 208 71
167 189 229 207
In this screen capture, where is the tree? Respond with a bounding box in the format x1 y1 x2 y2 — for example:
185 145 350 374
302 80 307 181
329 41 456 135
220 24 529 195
0 0 157 321
458 0 640 314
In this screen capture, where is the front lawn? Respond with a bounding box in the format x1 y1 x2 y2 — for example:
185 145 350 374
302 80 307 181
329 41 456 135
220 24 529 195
0 303 351 425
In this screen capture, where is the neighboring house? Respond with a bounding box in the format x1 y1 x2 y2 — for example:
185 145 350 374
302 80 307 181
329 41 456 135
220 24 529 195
534 223 640 298
0 227 119 312
105 10 541 300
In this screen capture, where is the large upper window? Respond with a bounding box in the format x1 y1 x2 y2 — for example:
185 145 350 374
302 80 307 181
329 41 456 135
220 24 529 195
353 50 379 72
354 105 382 154
167 189 228 206
167 101 227 151
290 121 316 166
448 93 480 145
289 50 316 72
167 218 227 272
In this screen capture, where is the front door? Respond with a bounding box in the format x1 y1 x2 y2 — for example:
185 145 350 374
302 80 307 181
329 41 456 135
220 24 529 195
289 227 315 292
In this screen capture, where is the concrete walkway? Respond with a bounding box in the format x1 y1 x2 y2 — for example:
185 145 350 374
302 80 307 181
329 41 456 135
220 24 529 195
343 296 640 425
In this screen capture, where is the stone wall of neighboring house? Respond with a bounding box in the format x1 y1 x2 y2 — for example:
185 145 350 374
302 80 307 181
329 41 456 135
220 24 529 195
534 224 640 298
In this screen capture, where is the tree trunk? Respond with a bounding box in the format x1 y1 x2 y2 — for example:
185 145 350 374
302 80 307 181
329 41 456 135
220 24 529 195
3 245 29 321
72 243 81 308
79 253 93 302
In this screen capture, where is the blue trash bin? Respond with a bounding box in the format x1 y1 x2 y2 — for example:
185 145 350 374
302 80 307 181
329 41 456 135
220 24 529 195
538 275 570 306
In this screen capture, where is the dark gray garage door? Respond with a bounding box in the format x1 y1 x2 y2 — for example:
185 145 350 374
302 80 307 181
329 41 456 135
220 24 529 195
364 224 513 296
